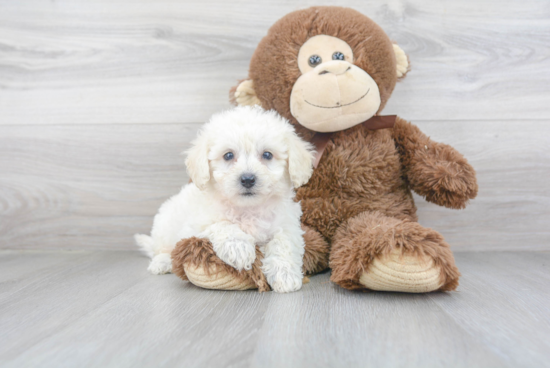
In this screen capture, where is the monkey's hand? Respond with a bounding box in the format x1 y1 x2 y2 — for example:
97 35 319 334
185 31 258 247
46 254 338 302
393 118 478 209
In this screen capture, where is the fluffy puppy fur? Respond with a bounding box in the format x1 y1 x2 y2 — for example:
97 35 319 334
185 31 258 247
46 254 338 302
135 106 315 293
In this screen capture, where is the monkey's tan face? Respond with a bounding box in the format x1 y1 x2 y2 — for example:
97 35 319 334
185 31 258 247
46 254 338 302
290 35 381 133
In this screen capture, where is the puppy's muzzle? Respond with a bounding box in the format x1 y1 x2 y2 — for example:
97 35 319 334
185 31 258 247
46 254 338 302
240 174 256 189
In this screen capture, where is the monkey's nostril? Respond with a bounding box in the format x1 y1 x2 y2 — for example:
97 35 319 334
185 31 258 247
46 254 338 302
240 174 256 188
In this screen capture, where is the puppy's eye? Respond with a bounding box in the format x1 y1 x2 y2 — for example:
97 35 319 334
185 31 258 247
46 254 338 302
308 55 322 67
262 152 273 160
223 152 234 161
332 51 345 61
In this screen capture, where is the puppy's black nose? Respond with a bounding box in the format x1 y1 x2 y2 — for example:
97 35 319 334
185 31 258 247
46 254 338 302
240 174 256 188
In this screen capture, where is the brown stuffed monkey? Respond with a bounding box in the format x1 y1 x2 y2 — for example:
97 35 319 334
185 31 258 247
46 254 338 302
172 6 478 293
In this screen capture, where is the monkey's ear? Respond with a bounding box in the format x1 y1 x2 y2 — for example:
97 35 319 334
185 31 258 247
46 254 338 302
392 44 410 79
232 80 262 107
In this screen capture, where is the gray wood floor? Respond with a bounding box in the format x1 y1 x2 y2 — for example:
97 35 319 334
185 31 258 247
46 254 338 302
1 250 549 368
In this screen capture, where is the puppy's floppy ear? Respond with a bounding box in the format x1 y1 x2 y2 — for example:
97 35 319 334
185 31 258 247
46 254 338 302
185 131 210 190
286 130 315 188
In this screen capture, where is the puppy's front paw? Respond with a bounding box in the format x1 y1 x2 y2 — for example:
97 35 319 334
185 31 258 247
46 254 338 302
216 236 256 271
148 253 172 275
268 269 303 293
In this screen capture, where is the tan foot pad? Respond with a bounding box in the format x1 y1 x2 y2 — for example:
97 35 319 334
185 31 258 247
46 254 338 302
184 264 257 291
359 249 444 293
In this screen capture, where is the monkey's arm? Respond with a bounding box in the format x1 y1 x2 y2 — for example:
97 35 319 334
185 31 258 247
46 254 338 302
392 117 478 209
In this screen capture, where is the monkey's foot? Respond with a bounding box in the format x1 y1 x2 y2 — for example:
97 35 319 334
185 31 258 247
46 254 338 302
184 264 257 291
171 237 270 292
330 211 460 293
359 248 444 293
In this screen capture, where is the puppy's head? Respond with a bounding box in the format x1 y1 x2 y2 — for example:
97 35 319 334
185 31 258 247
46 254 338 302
186 106 315 207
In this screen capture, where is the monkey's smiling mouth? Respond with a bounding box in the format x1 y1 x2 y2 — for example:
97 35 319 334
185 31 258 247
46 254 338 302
305 88 370 109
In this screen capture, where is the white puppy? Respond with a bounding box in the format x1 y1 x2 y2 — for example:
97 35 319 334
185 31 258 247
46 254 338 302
135 106 315 293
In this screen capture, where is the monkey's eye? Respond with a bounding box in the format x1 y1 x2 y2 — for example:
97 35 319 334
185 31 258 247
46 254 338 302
262 151 273 160
223 152 234 161
332 52 345 61
308 55 322 67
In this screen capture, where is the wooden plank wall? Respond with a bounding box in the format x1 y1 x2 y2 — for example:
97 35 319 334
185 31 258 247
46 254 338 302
1 0 549 251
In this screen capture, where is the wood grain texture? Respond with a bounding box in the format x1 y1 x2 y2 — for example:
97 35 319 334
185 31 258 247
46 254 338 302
1 250 549 367
429 252 550 367
0 0 549 125
0 123 197 249
250 276 507 368
1 120 548 251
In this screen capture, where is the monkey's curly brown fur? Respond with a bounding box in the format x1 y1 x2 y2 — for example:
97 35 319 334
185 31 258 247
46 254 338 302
294 116 475 291
329 211 461 291
301 225 330 275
